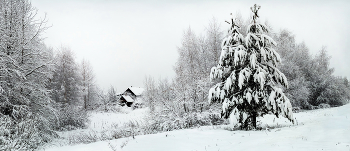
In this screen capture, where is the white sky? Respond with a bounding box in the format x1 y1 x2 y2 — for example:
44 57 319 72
31 0 350 92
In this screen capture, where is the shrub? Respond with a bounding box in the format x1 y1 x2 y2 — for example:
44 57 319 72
318 103 330 109
56 105 89 131
0 113 58 150
144 100 228 133
292 107 301 113
95 103 123 113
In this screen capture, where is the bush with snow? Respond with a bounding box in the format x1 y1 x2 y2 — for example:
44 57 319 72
144 99 226 133
0 112 58 150
55 104 89 131
143 77 227 133
209 4 294 130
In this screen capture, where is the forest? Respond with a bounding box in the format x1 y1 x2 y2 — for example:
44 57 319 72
0 0 349 150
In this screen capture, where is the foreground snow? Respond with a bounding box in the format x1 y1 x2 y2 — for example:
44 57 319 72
44 104 350 151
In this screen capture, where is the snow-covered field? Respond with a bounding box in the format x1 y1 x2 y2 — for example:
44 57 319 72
39 107 149 149
42 104 350 151
88 108 148 131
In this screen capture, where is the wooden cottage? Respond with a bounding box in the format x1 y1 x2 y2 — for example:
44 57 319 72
119 86 144 107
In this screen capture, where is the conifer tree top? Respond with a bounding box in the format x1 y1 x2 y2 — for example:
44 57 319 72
251 4 261 24
226 13 240 32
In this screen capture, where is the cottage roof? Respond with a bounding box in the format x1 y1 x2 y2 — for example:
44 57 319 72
121 95 134 103
127 87 144 96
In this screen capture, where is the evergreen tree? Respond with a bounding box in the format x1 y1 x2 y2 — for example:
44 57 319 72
49 47 81 106
209 4 294 129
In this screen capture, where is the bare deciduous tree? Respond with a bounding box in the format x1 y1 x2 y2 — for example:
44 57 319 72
81 59 95 109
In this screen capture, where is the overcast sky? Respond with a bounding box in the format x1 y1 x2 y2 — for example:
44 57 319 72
31 0 350 92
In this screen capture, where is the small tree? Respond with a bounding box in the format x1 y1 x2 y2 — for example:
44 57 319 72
80 59 96 110
107 86 117 103
209 4 294 129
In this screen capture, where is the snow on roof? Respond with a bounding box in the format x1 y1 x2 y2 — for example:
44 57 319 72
121 95 134 103
128 87 144 96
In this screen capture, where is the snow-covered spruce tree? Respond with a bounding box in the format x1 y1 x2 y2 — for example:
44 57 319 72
208 4 294 130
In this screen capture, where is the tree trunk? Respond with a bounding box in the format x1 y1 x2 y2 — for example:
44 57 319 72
84 95 87 110
251 112 257 129
183 103 187 113
87 85 90 109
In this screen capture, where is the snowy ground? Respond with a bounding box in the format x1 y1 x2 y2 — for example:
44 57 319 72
39 107 149 149
42 104 350 151
88 107 148 131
